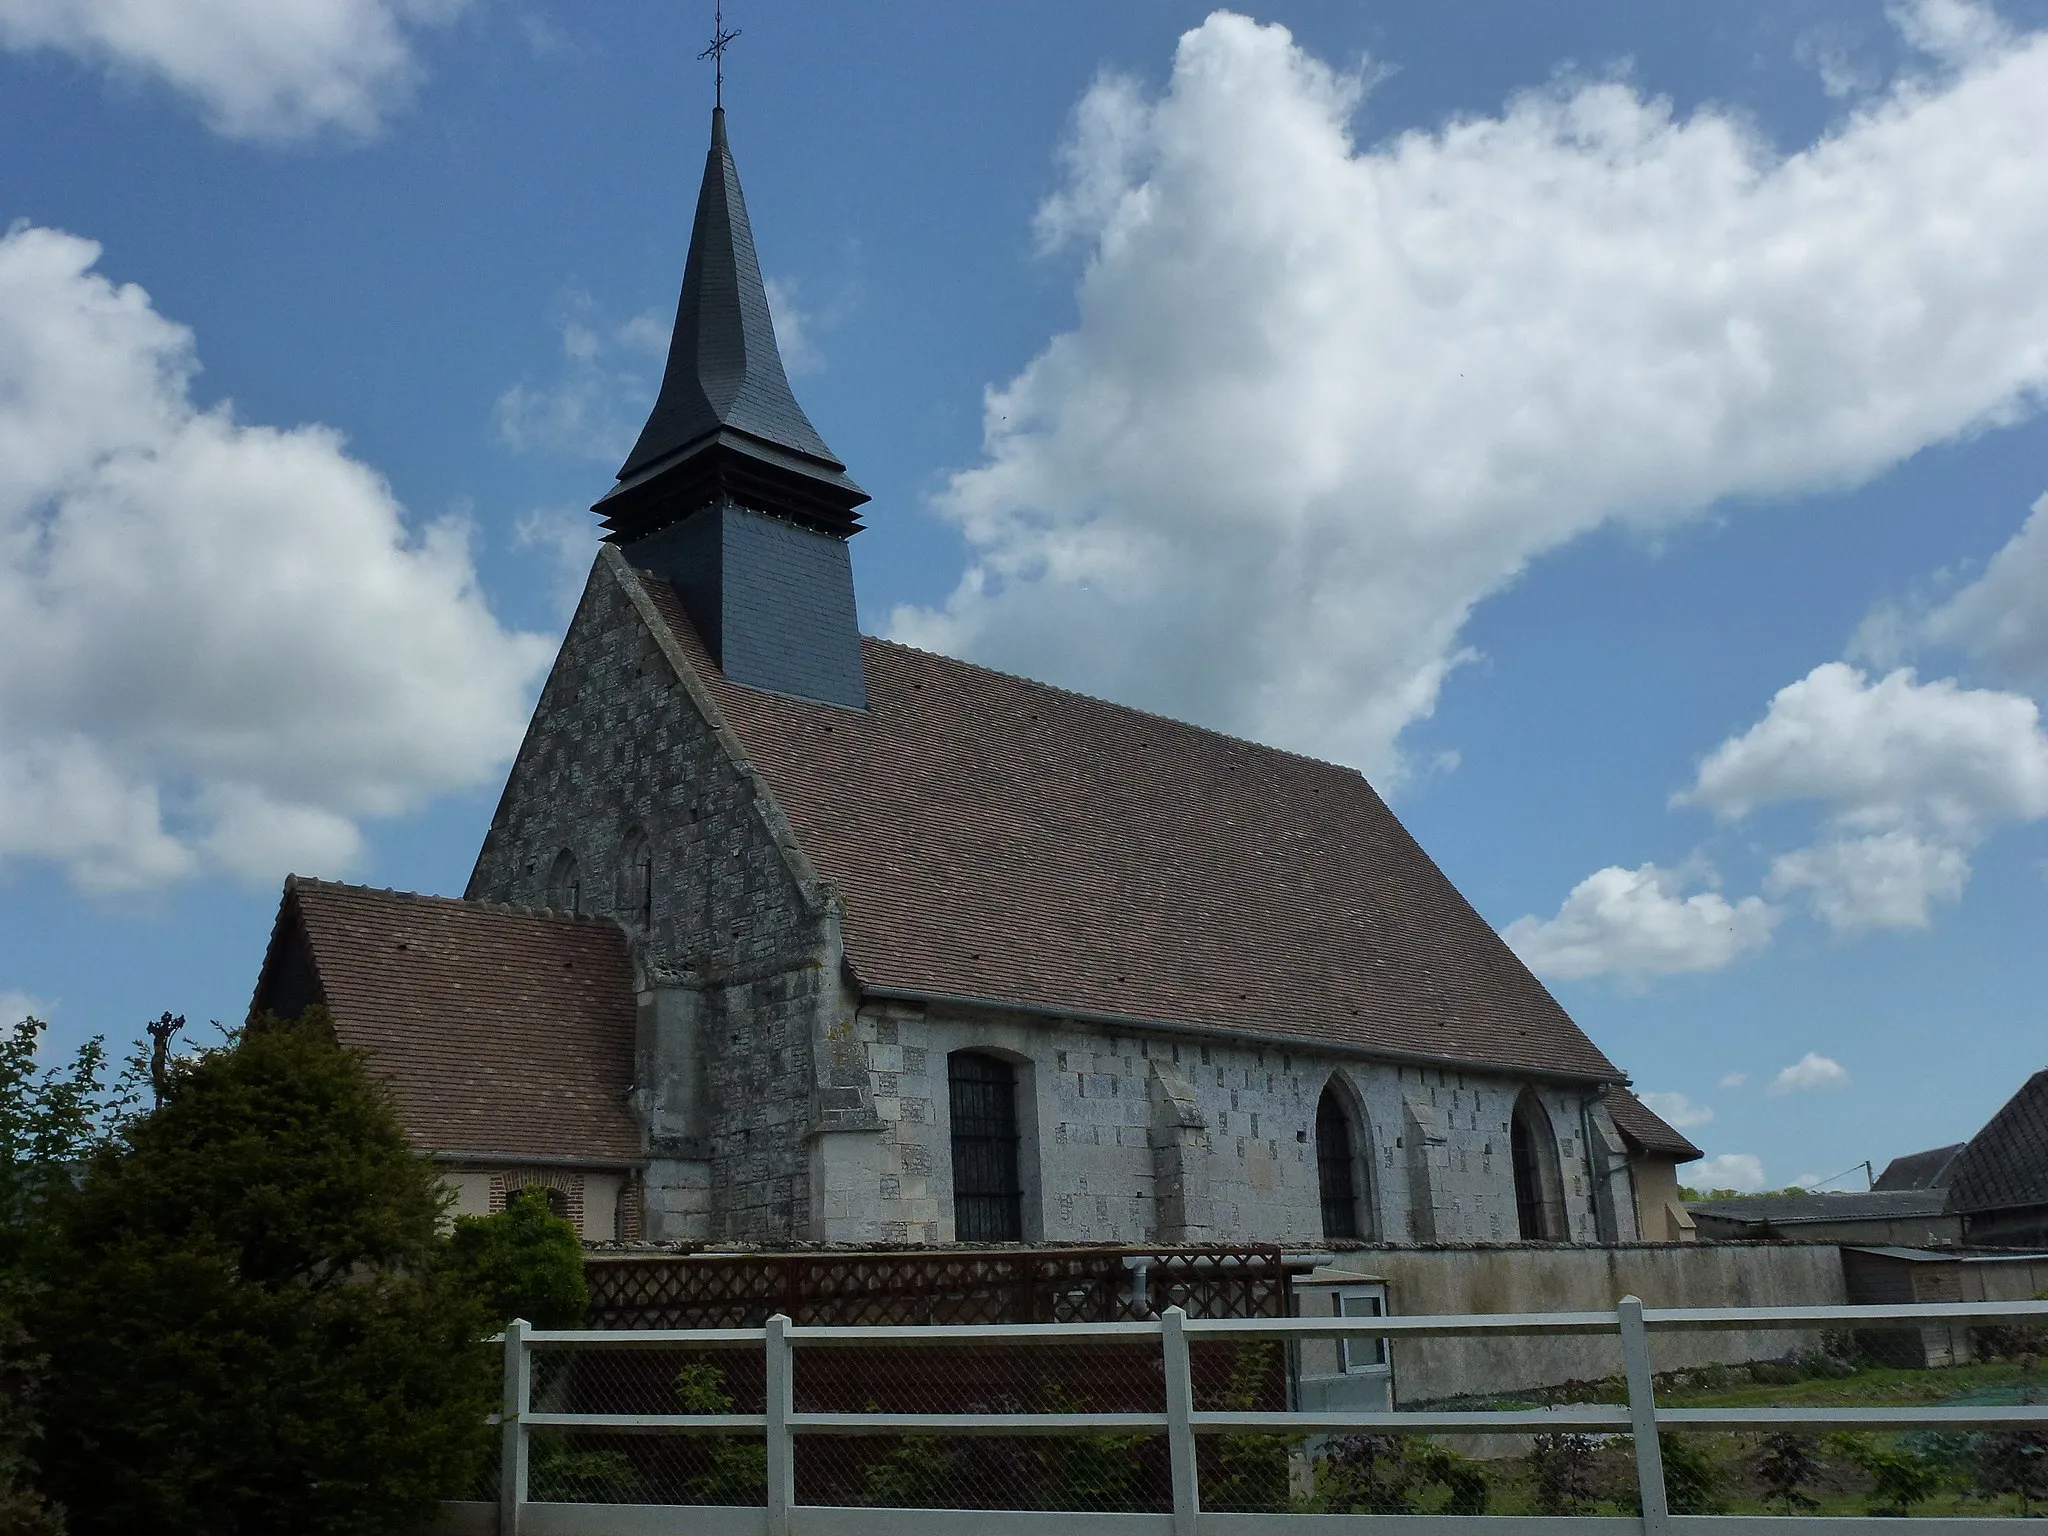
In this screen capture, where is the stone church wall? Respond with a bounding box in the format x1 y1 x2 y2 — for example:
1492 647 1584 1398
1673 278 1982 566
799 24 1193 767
837 999 1626 1249
466 554 849 1243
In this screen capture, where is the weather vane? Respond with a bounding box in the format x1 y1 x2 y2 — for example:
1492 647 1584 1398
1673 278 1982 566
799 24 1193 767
699 1 740 109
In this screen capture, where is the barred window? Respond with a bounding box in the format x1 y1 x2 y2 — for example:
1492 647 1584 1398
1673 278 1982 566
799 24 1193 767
949 1052 1022 1242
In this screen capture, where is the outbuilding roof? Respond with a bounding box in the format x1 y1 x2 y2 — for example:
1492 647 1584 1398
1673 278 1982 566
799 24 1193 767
1685 1189 1951 1227
250 878 642 1164
1606 1089 1704 1161
1873 1142 1966 1191
638 569 1623 1083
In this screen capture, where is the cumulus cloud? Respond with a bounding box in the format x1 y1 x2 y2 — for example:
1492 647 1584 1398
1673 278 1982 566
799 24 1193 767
1688 1154 1768 1193
893 8 2048 782
1637 1090 1714 1130
1679 662 2048 928
1502 864 1778 981
513 505 598 619
1768 1052 1851 1095
0 225 551 891
493 299 674 463
1718 1072 1748 1089
1921 491 2048 689
0 0 465 141
0 990 52 1026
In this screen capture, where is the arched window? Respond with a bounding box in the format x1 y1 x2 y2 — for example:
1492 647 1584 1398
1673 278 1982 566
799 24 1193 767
616 828 652 929
547 849 582 915
949 1052 1022 1242
1510 1089 1567 1241
1316 1078 1377 1242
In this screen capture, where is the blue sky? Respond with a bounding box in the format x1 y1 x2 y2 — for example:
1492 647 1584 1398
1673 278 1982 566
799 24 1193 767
4 0 2047 1194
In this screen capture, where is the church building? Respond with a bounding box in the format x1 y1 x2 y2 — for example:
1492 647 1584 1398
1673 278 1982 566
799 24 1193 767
251 108 1699 1251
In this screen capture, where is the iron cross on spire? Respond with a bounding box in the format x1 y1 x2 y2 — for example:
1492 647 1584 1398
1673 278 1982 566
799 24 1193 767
699 1 740 109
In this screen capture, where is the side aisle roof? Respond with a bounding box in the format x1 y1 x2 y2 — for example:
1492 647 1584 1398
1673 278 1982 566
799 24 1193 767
251 878 642 1163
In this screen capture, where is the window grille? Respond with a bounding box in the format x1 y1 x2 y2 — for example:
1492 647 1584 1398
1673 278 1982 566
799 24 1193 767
1315 1085 1359 1240
949 1053 1022 1242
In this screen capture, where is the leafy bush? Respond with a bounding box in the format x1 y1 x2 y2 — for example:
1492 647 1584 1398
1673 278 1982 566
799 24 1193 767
1833 1433 1940 1515
1319 1436 1488 1515
859 1436 952 1507
1656 1431 1727 1515
1034 1383 1147 1510
1754 1432 1822 1513
448 1186 588 1329
1528 1432 1600 1515
1202 1344 1294 1512
529 1437 638 1502
0 1307 62 1535
28 1011 496 1536
1974 1418 2048 1515
673 1364 766 1504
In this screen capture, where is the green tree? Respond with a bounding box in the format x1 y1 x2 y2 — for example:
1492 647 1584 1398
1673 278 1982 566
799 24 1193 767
1528 1432 1599 1515
0 1017 135 1275
673 1363 767 1505
447 1186 588 1329
1833 1433 1938 1516
28 1010 496 1536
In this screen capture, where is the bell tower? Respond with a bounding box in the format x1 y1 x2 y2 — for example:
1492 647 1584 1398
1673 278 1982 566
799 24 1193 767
596 107 870 708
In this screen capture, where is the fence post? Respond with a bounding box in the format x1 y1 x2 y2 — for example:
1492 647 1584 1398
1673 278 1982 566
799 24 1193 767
499 1318 530 1536
1617 1296 1669 1536
1161 1305 1200 1536
765 1313 795 1536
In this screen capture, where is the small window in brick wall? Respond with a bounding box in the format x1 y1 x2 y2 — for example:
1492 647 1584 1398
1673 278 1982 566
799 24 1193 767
949 1052 1023 1242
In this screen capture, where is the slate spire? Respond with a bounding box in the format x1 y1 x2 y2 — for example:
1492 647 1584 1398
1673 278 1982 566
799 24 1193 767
595 107 868 541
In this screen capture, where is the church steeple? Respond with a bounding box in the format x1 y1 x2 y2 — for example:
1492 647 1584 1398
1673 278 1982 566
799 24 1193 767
596 107 868 542
603 107 870 711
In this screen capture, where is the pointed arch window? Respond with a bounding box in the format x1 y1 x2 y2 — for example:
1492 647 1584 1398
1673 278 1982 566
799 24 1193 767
1510 1089 1568 1242
547 850 582 916
949 1052 1023 1242
1315 1078 1377 1242
616 828 652 930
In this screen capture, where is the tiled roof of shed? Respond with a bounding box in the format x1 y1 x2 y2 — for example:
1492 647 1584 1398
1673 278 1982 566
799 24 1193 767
253 878 642 1163
639 572 1621 1082
1607 1090 1703 1161
1948 1070 2048 1217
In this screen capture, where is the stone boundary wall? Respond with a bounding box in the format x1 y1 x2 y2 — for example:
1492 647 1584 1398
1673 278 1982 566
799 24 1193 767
1302 1241 1847 1403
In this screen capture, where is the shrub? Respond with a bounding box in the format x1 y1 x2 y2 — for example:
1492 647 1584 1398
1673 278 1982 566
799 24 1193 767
448 1186 588 1329
1528 1432 1600 1515
1834 1433 1940 1516
0 1307 62 1535
1319 1437 1488 1515
673 1364 766 1504
528 1438 637 1502
859 1436 951 1507
28 1011 496 1536
1202 1344 1294 1512
1974 1412 2048 1516
1754 1432 1822 1513
1656 1431 1727 1515
1034 1383 1147 1510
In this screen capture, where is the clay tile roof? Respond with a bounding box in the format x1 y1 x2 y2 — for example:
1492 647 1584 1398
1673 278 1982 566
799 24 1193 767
252 878 642 1163
1606 1089 1704 1162
639 572 1620 1081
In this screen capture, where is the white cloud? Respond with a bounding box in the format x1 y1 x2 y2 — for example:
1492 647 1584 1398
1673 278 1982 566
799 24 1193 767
0 224 551 891
494 300 662 463
0 0 465 141
1688 1153 1768 1193
513 505 597 619
1502 863 1778 980
1768 1052 1851 1095
1718 1072 1748 1089
893 8 2048 782
1766 829 1970 930
763 277 823 377
1921 491 2048 689
1683 663 2048 832
0 990 52 1026
1637 1090 1714 1129
1680 661 2048 928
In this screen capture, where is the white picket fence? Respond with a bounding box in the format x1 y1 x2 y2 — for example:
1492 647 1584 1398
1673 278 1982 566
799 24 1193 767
442 1295 2048 1536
